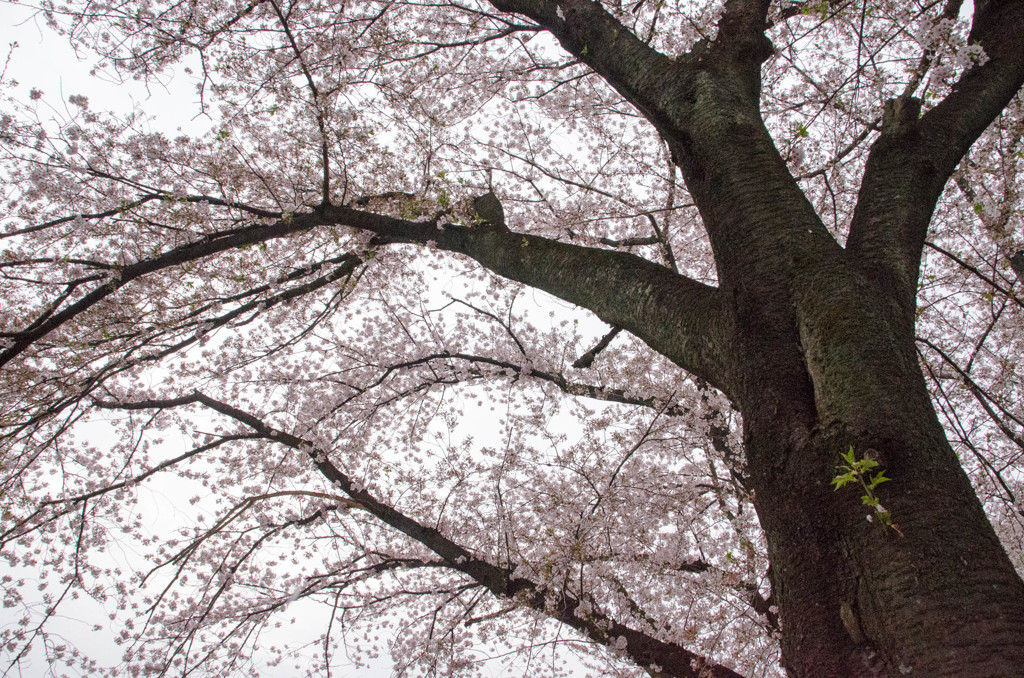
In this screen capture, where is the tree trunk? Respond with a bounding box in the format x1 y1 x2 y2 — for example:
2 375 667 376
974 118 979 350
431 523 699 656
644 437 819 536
440 197 1024 675
733 269 1024 676
358 2 1024 673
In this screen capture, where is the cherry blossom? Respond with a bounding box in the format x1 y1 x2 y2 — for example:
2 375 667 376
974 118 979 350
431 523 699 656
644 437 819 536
1 1 1023 676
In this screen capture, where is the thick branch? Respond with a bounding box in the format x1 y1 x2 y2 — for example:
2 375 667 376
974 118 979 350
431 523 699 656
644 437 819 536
573 326 621 368
98 392 746 678
487 0 771 133
1 202 730 397
321 205 733 395
712 0 774 75
487 0 683 139
846 0 1024 319
485 0 831 303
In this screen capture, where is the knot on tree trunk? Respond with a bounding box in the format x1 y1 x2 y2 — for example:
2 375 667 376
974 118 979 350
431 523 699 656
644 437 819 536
881 95 922 136
473 191 506 229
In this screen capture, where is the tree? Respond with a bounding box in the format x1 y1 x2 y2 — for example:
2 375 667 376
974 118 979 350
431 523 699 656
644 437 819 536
1 0 1023 675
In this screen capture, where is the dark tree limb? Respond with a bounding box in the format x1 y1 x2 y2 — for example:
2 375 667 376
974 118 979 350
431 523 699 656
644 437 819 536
600 235 662 248
1011 250 1024 279
573 326 622 368
326 206 733 396
93 392 747 678
0 199 732 399
486 0 696 149
846 0 1024 319
711 0 774 71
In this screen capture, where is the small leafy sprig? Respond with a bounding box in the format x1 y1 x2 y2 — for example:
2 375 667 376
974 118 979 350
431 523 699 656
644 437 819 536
832 447 900 534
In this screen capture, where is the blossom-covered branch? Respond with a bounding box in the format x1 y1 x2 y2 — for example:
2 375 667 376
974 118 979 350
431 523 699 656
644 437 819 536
93 391 746 678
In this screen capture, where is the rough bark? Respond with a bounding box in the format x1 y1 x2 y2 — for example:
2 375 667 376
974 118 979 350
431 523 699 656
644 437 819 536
328 0 1024 670
739 264 1024 676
